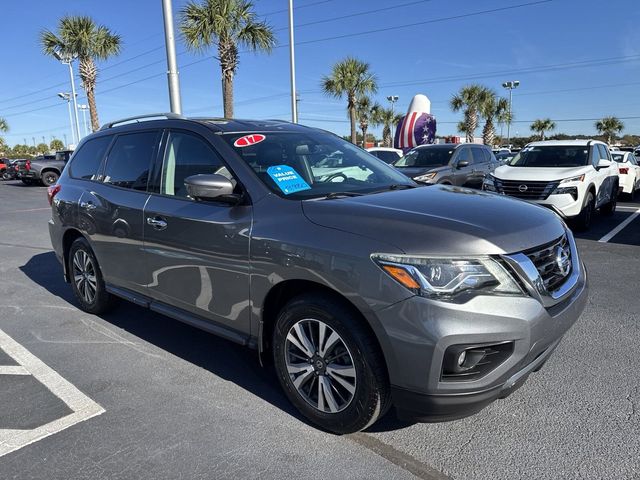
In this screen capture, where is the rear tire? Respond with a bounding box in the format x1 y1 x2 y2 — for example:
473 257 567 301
575 192 594 231
272 293 390 434
41 171 59 187
68 237 117 315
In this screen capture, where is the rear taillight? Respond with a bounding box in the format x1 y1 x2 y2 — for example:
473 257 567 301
25 160 31 171
14 165 19 171
619 167 629 174
47 184 61 206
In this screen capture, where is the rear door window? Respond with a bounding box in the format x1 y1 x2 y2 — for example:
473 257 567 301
471 146 488 164
68 136 113 181
102 131 160 191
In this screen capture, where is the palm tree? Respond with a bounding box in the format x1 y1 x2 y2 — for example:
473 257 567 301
180 0 276 118
50 139 65 151
322 57 377 144
479 91 509 146
0 117 8 133
41 16 121 132
595 116 624 145
372 107 400 147
530 118 556 140
450 84 491 143
356 96 381 147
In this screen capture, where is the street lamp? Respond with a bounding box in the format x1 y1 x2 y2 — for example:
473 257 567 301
58 92 75 146
78 104 90 137
52 49 82 141
386 95 399 147
502 80 520 146
288 0 298 123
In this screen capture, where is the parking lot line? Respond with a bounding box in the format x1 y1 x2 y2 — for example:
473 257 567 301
598 208 640 243
0 329 105 457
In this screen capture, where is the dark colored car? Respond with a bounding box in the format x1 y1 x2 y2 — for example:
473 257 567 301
18 151 72 186
393 143 498 188
48 114 587 434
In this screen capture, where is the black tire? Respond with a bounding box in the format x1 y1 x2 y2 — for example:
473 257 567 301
41 171 59 187
272 293 390 434
575 192 594 231
68 237 117 315
600 185 617 216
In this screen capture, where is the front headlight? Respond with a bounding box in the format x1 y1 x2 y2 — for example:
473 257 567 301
559 174 585 184
413 172 437 183
482 175 497 192
372 254 523 299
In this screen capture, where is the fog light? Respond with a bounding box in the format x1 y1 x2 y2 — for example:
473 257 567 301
457 351 467 367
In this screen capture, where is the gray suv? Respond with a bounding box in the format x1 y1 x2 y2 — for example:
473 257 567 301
48 114 588 434
394 143 498 188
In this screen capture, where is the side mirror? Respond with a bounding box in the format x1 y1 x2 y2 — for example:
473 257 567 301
456 160 470 169
596 159 612 170
184 174 241 204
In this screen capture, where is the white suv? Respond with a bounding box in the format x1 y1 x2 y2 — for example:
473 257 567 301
483 140 619 230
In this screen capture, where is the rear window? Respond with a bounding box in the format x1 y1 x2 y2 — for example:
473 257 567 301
374 150 401 164
508 145 589 168
69 136 113 180
103 131 159 191
611 153 626 163
394 147 454 167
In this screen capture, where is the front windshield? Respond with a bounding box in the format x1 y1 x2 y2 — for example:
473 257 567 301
508 145 589 168
222 131 414 198
394 147 454 167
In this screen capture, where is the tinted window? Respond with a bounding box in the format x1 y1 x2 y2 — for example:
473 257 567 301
597 144 610 162
611 153 626 163
508 145 589 167
69 136 112 180
395 147 454 167
103 132 158 190
161 131 233 199
376 150 400 164
471 147 487 164
455 147 473 164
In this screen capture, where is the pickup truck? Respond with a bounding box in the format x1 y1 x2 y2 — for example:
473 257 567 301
17 150 73 186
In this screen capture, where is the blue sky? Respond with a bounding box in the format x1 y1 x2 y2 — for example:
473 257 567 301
1 0 639 146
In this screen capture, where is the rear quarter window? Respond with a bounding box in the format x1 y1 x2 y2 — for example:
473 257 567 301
69 136 113 181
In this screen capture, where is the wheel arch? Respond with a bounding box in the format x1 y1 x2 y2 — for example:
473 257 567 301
258 279 391 383
61 228 88 282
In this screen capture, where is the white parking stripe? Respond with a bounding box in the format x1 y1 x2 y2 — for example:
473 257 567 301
0 365 30 375
0 329 105 457
598 208 640 243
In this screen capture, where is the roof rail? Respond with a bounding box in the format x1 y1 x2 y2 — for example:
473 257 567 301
100 113 185 130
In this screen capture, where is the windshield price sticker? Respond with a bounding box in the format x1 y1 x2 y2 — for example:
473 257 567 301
267 165 311 195
234 134 266 147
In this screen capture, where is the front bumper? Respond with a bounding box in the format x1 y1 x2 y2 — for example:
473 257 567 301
374 254 588 421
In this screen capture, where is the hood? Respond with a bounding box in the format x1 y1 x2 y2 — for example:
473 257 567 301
302 185 565 256
493 165 592 182
394 165 449 179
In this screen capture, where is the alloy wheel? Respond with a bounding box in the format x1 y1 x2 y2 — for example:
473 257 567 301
72 250 97 304
284 319 357 413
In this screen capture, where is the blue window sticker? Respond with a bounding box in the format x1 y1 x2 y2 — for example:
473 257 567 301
266 165 311 195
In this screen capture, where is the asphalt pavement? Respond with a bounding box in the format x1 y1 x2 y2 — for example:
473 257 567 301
0 180 638 480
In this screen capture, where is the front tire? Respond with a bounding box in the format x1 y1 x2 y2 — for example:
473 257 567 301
272 294 390 434
575 192 594 231
601 185 617 216
41 171 59 187
68 237 117 315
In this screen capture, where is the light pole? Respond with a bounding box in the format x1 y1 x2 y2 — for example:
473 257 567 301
288 0 298 123
386 95 399 147
58 92 75 145
502 80 520 146
162 0 183 114
53 50 82 140
78 104 90 136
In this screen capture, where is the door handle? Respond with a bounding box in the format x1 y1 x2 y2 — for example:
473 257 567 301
79 201 96 210
147 216 168 230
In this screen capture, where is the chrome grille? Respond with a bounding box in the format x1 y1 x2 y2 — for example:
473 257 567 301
524 235 572 292
494 179 559 200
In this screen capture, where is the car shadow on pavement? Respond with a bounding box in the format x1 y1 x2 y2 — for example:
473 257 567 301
21 252 414 433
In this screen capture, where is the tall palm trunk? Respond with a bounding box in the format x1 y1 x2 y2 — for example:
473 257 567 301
360 121 368 147
482 118 495 146
464 107 478 143
219 40 238 118
348 93 357 144
382 125 391 147
540 130 545 140
79 57 99 132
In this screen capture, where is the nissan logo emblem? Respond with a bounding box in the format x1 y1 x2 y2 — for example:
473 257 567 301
555 246 571 276
518 184 528 192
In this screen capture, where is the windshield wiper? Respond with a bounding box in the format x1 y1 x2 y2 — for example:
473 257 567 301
370 184 418 193
322 191 365 200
